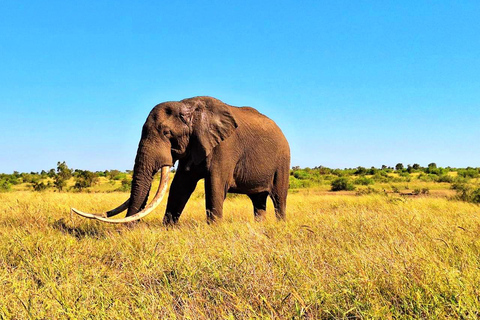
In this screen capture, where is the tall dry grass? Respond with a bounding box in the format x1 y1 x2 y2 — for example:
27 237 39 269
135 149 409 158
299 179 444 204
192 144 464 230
1 189 479 319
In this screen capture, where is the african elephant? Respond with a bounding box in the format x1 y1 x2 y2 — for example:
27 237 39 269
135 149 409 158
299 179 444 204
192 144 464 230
72 96 290 224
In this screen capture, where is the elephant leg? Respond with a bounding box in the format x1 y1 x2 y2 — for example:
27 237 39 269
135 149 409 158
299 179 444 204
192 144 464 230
248 192 268 221
204 175 226 223
163 170 200 225
270 169 289 220
270 190 287 220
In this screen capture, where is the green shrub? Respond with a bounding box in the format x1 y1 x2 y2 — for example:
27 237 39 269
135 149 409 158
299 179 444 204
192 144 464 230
354 167 367 175
453 176 468 184
354 176 374 185
0 179 11 192
331 177 355 191
398 171 410 178
289 176 312 189
74 171 99 191
372 172 389 183
293 170 311 180
113 173 127 180
452 183 480 204
436 175 453 183
116 178 132 192
32 181 50 192
457 168 480 179
416 173 439 182
472 188 480 204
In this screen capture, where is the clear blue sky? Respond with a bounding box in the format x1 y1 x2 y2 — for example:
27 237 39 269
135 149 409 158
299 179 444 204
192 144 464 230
1 1 479 173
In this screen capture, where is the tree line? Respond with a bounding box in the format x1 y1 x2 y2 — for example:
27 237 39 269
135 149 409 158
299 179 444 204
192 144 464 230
1 161 479 204
0 161 131 193
289 163 480 203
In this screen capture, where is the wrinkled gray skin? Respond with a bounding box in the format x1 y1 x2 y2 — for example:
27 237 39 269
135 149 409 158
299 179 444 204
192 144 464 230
127 96 290 223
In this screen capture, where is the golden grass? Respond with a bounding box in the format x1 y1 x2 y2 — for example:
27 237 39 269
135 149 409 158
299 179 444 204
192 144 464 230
1 189 480 319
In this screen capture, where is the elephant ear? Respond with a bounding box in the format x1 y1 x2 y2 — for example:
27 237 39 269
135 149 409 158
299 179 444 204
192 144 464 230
186 97 238 165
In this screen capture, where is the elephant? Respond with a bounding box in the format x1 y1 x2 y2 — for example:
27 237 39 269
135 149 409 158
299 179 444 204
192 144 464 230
72 96 290 224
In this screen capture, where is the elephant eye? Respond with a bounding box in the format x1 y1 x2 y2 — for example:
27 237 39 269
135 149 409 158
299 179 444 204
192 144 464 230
163 129 172 138
179 113 188 124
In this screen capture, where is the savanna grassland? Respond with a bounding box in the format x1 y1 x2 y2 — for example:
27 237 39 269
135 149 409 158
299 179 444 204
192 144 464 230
1 165 480 319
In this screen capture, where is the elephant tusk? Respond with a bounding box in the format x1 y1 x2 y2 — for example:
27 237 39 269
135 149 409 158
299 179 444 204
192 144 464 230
71 198 130 219
89 166 170 224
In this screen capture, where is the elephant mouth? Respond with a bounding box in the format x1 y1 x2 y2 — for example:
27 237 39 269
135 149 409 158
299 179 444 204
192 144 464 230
71 166 170 223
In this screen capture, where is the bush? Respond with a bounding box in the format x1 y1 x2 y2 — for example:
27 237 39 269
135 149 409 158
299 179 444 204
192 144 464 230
354 176 374 186
372 173 389 183
457 168 480 179
331 177 355 191
107 170 126 181
0 179 11 192
315 166 331 175
355 186 378 196
354 167 367 175
32 181 50 192
289 176 312 189
472 188 480 204
417 173 433 182
74 171 99 191
116 178 132 192
21 173 40 184
452 183 480 204
293 170 311 180
436 175 453 183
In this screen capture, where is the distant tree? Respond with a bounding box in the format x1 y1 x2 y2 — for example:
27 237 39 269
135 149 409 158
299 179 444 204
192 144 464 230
412 163 421 170
40 170 48 178
74 170 99 191
54 161 72 191
395 163 404 171
354 166 367 175
425 163 442 175
381 165 388 170
107 170 123 180
32 181 50 192
48 168 56 178
315 166 331 175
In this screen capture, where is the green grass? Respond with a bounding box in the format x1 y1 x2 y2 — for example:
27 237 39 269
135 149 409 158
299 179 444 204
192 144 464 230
1 188 480 319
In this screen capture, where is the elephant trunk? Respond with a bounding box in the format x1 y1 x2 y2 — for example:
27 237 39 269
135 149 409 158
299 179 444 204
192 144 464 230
126 168 155 217
126 143 173 217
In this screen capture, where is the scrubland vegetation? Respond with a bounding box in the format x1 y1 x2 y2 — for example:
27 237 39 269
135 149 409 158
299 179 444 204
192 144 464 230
1 162 480 318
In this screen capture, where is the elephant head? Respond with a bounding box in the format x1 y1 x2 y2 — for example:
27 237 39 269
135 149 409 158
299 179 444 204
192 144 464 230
71 96 238 223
